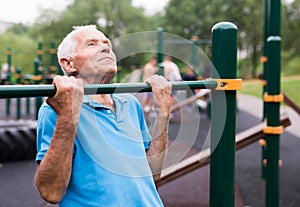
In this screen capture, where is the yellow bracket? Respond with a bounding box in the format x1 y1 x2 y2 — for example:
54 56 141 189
260 80 267 86
32 75 43 81
264 92 284 102
49 66 57 71
215 79 242 90
263 125 284 135
49 49 57 54
36 50 43 55
260 56 268 63
259 139 266 147
263 159 282 167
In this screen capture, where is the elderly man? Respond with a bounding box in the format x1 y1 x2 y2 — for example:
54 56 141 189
35 25 171 206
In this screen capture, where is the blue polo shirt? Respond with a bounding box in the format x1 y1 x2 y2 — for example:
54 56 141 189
36 94 164 207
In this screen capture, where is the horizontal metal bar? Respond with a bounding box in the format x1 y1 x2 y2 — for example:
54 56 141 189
0 80 217 99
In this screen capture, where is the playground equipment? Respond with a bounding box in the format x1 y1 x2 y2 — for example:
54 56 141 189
3 41 60 120
0 0 288 203
259 1 283 207
0 22 242 207
156 113 291 187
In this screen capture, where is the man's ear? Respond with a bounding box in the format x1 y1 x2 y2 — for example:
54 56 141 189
59 58 77 74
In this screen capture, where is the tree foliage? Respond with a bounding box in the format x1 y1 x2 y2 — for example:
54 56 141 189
1 0 300 78
163 0 263 78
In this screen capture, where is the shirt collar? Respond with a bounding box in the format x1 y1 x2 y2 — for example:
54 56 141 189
82 94 127 109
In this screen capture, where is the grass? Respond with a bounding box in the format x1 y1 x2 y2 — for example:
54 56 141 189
240 75 300 106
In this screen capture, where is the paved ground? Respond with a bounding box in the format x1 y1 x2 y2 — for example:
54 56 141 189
0 94 299 207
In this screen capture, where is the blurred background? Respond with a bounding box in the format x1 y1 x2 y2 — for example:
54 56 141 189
0 0 299 207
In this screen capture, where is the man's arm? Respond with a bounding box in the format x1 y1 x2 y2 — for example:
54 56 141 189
144 75 172 181
35 76 83 204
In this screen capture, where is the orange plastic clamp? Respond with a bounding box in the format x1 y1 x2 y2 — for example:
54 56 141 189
49 66 57 71
263 92 284 102
36 50 43 55
263 159 267 167
263 159 282 167
260 56 268 63
260 80 267 86
279 160 283 167
259 139 266 147
32 75 43 81
49 49 57 54
263 125 284 135
215 79 242 90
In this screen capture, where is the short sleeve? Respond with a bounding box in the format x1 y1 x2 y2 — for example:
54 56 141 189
35 102 57 162
137 101 152 150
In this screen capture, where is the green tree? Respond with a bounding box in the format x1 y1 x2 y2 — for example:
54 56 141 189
27 0 154 73
0 32 36 74
29 0 148 42
162 0 263 78
282 0 300 59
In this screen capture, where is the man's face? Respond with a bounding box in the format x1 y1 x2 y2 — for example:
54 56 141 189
71 29 117 84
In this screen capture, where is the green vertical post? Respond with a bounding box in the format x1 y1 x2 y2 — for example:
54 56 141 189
6 47 12 83
261 0 270 180
6 47 12 117
37 41 43 62
15 66 22 119
157 27 164 76
191 35 199 70
49 40 57 74
262 0 269 121
34 58 43 119
265 36 281 207
264 1 281 206
116 65 122 83
210 22 238 207
35 41 44 119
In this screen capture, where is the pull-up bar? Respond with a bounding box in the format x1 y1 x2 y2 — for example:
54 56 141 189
0 80 217 99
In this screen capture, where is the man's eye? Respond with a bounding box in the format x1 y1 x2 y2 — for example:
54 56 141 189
88 42 95 46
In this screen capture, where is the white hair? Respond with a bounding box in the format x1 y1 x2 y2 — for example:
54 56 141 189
57 25 98 75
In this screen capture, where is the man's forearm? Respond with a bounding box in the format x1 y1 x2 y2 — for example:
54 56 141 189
35 115 77 204
147 109 169 181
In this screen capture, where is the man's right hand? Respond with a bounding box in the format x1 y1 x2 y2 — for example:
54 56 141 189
46 76 84 120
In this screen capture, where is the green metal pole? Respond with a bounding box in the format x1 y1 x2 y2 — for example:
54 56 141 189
191 35 199 70
262 0 269 121
157 27 164 76
0 80 217 99
37 41 43 62
116 65 122 83
261 0 270 180
50 40 57 74
16 66 22 119
6 47 12 117
265 36 281 207
34 58 43 119
210 22 238 207
264 1 281 206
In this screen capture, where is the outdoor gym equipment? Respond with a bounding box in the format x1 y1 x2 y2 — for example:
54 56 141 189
156 113 291 187
0 22 241 207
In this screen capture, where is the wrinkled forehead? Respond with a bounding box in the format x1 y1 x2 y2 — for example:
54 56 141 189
73 29 108 45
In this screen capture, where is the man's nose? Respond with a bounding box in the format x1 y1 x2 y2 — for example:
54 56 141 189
100 43 110 53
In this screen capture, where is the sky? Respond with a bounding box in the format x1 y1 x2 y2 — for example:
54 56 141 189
0 0 169 25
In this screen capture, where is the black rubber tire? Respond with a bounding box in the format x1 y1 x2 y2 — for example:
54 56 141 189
0 120 36 162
